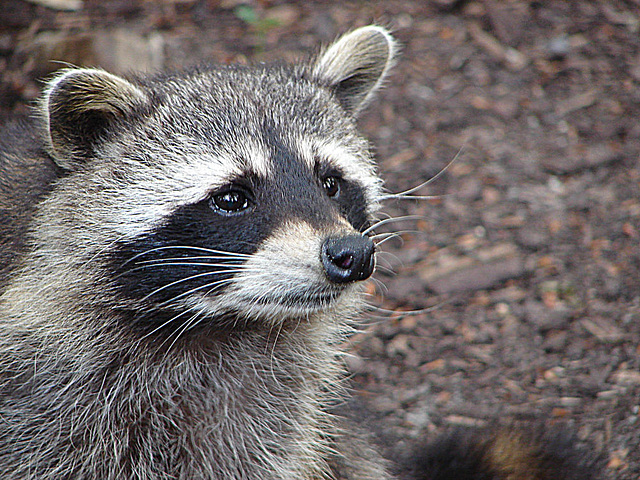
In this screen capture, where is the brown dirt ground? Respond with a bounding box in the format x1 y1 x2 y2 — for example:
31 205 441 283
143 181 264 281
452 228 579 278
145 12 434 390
1 1 639 478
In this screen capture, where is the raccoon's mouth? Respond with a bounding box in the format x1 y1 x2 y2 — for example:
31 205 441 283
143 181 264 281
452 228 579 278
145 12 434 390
200 283 351 318
259 289 343 310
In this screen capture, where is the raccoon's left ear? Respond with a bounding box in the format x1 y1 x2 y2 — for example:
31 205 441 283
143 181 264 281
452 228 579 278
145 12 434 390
41 68 148 171
313 25 398 116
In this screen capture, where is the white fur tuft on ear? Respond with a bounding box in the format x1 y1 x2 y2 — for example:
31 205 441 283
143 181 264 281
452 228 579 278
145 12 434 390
313 25 398 115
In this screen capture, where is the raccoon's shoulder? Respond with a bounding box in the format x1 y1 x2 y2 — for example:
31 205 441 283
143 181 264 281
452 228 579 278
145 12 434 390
0 117 62 284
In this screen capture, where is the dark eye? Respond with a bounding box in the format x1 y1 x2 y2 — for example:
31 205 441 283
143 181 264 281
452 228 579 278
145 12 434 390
323 176 340 198
210 189 250 215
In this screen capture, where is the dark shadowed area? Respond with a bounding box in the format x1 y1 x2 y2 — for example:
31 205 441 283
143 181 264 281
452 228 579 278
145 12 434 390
1 1 638 478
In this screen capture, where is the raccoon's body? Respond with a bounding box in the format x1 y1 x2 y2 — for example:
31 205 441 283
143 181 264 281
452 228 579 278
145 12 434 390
0 120 61 285
0 26 603 480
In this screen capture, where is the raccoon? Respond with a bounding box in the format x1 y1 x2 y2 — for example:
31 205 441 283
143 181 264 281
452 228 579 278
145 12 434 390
0 26 396 480
0 25 603 480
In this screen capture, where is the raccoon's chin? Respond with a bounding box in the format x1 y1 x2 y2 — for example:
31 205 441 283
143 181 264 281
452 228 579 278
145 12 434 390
263 289 344 310
181 282 360 323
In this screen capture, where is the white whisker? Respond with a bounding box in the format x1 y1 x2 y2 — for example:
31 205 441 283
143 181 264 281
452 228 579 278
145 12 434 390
369 277 388 295
119 245 252 268
374 233 405 248
135 256 247 264
369 232 397 240
362 215 423 236
136 308 195 343
374 256 395 271
383 194 447 201
379 144 465 201
164 312 204 352
365 297 455 317
374 266 395 276
131 262 244 270
158 278 235 308
374 250 402 269
141 269 245 302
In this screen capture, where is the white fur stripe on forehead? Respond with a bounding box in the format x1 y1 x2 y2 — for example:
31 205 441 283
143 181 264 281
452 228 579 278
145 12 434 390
239 141 272 178
104 140 270 239
164 134 272 180
148 136 271 203
297 136 383 213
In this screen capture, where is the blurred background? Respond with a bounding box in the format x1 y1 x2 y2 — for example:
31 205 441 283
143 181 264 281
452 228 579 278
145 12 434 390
1 1 639 477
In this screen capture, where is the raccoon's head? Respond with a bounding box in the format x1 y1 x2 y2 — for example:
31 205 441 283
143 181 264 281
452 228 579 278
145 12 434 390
34 26 397 334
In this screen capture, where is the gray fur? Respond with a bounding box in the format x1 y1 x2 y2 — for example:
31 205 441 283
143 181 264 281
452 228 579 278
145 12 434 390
0 26 396 479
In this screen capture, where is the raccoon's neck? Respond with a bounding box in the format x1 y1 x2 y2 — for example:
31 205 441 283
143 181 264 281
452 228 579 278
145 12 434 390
0 286 343 480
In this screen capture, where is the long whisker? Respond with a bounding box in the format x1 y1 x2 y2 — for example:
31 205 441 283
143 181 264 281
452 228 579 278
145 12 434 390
369 232 398 240
362 215 424 236
136 308 195 343
369 277 389 296
135 278 233 344
164 312 204 352
374 253 394 269
130 262 244 270
119 245 252 268
134 256 247 265
373 233 407 248
374 250 402 269
371 228 426 244
183 313 209 335
382 194 448 201
373 265 395 276
379 144 465 201
158 278 235 308
114 262 244 280
365 297 456 317
141 269 245 302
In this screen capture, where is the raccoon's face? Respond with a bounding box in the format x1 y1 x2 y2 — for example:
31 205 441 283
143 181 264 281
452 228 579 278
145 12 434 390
37 27 396 331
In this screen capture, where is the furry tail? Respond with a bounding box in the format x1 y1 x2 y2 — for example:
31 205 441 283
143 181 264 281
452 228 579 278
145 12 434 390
404 426 605 480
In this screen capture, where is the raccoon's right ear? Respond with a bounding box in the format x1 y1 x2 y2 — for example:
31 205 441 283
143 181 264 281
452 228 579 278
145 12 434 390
41 68 148 171
313 25 398 116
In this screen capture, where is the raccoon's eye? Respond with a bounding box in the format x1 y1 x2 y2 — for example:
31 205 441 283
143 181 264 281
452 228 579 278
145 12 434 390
323 176 340 198
210 189 251 215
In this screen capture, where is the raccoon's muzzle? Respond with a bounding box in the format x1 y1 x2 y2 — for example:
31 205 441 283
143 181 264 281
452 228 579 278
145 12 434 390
321 234 375 284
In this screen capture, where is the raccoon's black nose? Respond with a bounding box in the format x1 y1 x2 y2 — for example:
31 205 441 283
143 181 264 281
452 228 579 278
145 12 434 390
321 235 375 284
